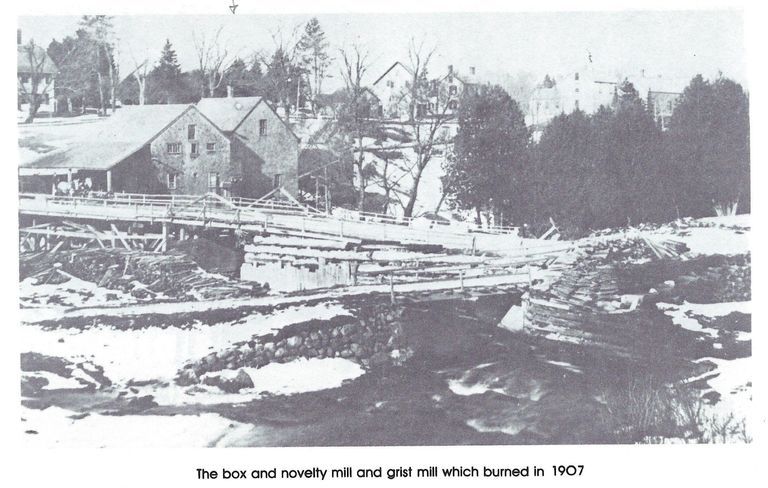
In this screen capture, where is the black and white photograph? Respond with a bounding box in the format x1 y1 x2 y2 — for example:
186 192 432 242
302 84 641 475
10 2 759 462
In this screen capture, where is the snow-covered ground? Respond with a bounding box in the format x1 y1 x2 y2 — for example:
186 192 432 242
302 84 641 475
21 406 255 447
20 299 365 446
19 275 138 315
144 358 365 406
644 214 750 257
658 301 751 339
20 302 352 385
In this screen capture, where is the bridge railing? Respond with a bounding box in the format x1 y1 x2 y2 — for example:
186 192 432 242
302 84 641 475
18 192 522 248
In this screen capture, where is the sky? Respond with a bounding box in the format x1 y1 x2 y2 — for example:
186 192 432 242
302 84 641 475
17 10 746 92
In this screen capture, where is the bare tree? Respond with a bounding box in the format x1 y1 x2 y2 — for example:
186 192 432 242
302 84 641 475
193 26 234 98
80 15 119 114
400 38 454 217
337 45 379 212
128 56 149 105
18 40 58 123
257 24 305 114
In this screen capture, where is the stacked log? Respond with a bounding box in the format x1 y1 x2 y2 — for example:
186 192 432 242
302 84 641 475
20 249 268 301
522 236 688 356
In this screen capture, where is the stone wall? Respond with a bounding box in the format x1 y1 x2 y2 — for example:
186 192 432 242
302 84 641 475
176 303 407 386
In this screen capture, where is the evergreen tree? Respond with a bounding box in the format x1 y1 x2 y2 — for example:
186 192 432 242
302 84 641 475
213 57 264 97
666 75 750 216
444 85 529 224
606 80 667 226
298 17 331 110
148 39 185 103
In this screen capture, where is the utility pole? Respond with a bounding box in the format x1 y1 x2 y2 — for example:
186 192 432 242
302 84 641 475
323 166 329 212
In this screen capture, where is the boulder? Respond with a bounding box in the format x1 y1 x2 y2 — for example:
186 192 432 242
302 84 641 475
230 369 254 392
341 323 357 336
176 368 199 386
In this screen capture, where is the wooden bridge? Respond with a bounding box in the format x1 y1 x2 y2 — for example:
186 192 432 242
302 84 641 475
19 192 527 253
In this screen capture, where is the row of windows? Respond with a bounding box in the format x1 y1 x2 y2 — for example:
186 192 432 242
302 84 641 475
166 142 217 155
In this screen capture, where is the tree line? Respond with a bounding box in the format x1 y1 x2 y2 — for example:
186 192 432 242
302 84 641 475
25 16 332 119
443 75 750 236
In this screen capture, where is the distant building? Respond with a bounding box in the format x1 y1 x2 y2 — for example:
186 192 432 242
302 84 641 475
632 70 685 130
17 29 57 116
528 63 684 137
528 75 562 128
196 96 301 197
371 62 479 120
20 105 236 196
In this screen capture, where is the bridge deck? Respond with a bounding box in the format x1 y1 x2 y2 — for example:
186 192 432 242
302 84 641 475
19 193 529 251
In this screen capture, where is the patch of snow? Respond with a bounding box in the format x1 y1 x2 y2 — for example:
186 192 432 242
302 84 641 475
649 227 749 256
466 418 526 436
21 406 254 447
498 305 524 332
18 302 352 385
19 275 137 314
657 301 750 338
691 356 752 441
144 358 365 406
544 360 583 374
23 371 88 391
696 215 750 228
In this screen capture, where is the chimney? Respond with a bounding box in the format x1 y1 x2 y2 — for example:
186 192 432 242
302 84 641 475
17 29 21 45
469 66 476 76
226 85 233 98
448 64 453 75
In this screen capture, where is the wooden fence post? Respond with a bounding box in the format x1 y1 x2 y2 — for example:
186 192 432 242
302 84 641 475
389 273 395 304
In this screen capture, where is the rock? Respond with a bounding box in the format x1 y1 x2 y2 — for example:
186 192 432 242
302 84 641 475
350 343 364 357
203 352 218 367
287 336 302 348
274 348 286 359
369 351 389 367
341 323 357 336
263 342 275 352
21 375 49 396
125 395 158 411
176 368 199 386
230 369 254 392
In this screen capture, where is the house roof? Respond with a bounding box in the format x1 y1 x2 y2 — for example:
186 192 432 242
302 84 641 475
21 104 199 172
196 97 264 132
196 96 301 142
17 44 57 75
372 62 413 86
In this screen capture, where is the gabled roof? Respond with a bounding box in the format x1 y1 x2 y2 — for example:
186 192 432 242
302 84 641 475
373 62 413 86
21 104 205 171
196 96 300 142
18 44 57 75
196 97 264 132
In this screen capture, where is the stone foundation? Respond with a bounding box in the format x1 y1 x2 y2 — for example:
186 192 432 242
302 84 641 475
176 303 406 386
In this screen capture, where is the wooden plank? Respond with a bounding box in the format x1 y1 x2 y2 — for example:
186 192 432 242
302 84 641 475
111 224 132 250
